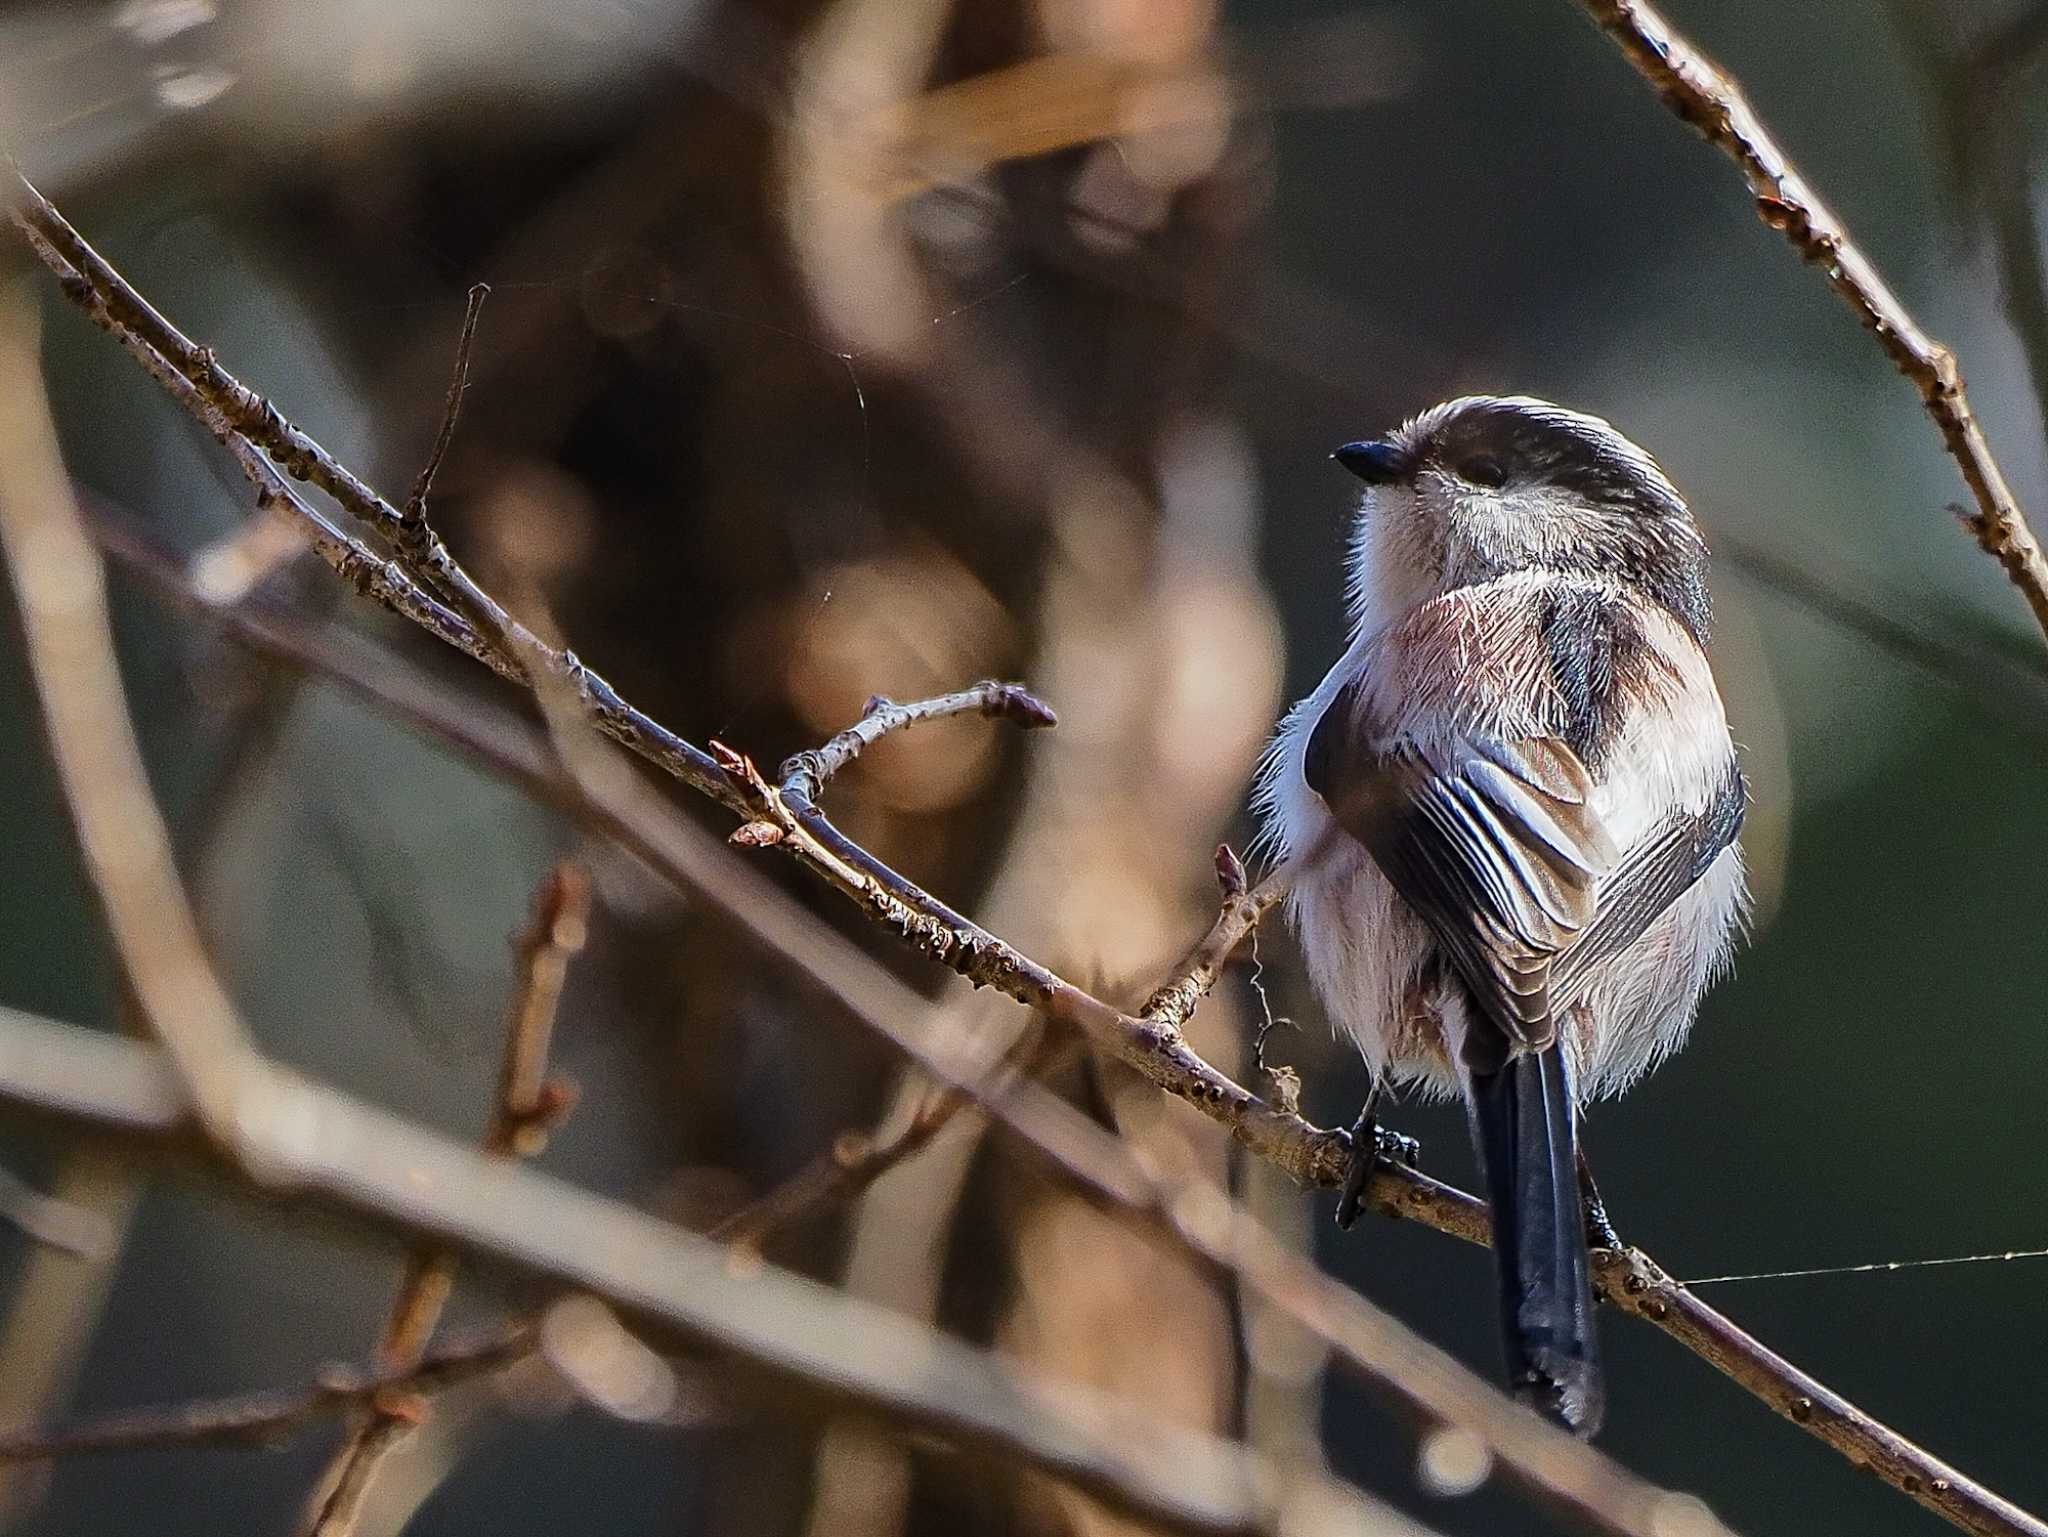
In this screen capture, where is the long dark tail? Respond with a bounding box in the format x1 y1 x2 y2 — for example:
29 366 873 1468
1467 1046 1604 1436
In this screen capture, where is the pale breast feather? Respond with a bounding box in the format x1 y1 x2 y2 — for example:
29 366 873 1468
1300 576 1742 1053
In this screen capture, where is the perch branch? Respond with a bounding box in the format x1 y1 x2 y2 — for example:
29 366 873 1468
16 179 2041 1537
1575 0 2048 645
299 864 589 1537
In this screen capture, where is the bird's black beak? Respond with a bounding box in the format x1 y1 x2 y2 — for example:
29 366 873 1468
1332 438 1409 485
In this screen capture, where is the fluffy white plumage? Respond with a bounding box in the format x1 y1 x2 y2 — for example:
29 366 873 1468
1255 398 1747 1102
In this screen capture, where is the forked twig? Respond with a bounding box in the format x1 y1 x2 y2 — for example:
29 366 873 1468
299 865 588 1537
0 1327 537 1462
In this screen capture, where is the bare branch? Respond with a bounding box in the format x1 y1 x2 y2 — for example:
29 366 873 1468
777 681 1059 805
0 1327 536 1463
1575 0 2048 645
0 283 256 1143
1596 1249 2048 1537
404 283 489 529
7 173 1341 1195
299 864 590 1537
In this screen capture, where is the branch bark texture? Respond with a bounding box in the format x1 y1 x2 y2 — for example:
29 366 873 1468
1577 0 2048 645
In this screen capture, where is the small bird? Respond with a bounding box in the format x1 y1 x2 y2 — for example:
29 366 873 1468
1259 396 1747 1436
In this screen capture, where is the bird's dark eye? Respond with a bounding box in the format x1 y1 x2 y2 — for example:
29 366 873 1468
1458 454 1508 489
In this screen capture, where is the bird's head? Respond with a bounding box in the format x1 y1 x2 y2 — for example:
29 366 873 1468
1334 395 1710 639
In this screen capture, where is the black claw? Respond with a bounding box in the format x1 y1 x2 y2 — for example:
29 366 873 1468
1382 1124 1423 1168
1576 1147 1623 1252
1335 1112 1421 1230
1582 1189 1623 1253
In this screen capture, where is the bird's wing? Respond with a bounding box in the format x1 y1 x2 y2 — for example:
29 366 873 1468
1305 683 1743 1046
1548 761 1745 1005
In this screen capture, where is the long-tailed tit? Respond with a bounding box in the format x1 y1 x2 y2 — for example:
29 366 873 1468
1259 396 1747 1435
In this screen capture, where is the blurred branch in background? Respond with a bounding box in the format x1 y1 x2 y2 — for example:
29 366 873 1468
1717 534 2048 744
7 176 2046 1537
0 1004 1412 1537
297 862 587 1537
1578 0 2048 644
0 1321 538 1463
0 283 261 1143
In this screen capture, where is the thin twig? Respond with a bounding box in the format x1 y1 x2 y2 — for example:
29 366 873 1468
776 681 1059 805
300 864 590 1537
18 182 2041 1537
404 283 489 530
0 1327 537 1462
87 503 2045 1537
1575 0 2048 646
709 1031 1077 1255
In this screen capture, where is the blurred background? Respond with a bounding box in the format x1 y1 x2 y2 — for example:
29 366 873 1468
2 0 2046 1532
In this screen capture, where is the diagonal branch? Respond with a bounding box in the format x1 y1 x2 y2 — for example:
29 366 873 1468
0 282 259 1144
1575 0 2048 646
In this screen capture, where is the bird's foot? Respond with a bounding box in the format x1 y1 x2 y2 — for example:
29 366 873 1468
1581 1185 1624 1253
1335 1112 1421 1230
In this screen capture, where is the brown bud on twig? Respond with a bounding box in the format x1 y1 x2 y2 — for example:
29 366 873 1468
1213 844 1248 899
989 682 1059 730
